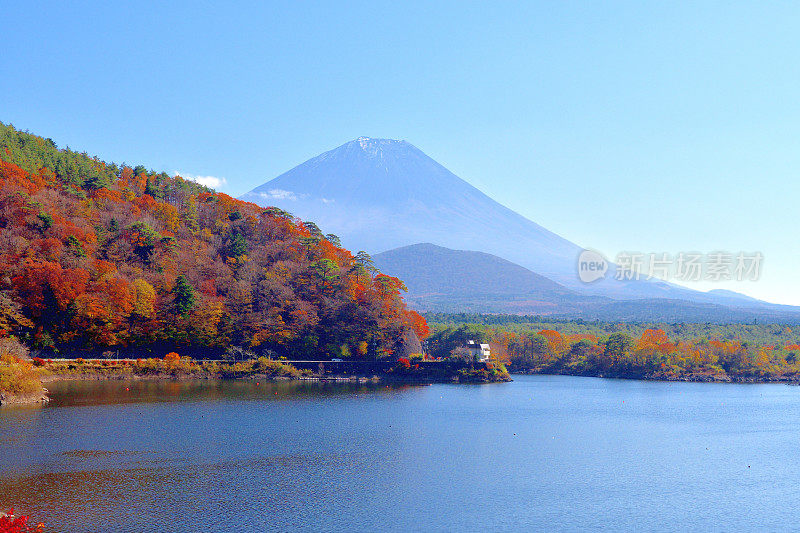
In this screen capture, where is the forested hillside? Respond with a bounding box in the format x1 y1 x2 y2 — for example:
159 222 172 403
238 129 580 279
0 122 427 357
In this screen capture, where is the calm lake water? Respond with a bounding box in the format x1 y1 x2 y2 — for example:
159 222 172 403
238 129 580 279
2 375 800 532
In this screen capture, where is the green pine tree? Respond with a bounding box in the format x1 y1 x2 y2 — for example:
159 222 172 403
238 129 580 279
173 275 196 318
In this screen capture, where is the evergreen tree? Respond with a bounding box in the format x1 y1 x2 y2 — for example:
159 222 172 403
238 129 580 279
182 195 199 232
173 275 196 318
227 231 248 258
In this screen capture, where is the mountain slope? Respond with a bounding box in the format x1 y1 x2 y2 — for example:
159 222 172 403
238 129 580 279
243 137 800 313
374 243 574 297
242 137 583 285
372 243 585 313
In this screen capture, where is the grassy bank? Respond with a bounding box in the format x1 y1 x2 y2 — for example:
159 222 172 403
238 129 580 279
0 356 47 405
0 339 47 405
3 339 510 405
36 354 511 385
38 354 310 381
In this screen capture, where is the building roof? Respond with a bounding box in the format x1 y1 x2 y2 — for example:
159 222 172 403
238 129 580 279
466 340 490 350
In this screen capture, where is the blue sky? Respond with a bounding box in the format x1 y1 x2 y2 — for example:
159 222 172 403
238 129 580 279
2 1 799 304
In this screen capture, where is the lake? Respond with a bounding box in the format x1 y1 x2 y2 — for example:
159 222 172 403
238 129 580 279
2 375 799 532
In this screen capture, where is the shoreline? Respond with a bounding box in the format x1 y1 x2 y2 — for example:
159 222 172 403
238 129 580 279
38 373 474 385
512 369 800 384
8 367 798 406
0 358 511 405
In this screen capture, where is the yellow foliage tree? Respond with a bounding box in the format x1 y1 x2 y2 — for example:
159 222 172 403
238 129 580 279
153 202 179 231
132 278 156 318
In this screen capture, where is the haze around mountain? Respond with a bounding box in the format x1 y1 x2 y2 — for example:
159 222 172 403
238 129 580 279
242 137 751 304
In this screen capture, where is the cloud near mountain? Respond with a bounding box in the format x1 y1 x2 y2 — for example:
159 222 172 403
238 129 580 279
176 172 227 189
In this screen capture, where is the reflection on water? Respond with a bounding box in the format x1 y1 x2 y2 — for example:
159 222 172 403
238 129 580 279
3 376 800 532
43 378 416 407
1 452 364 532
1 379 427 532
59 449 145 459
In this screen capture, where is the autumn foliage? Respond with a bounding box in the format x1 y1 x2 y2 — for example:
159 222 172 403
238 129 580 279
0 510 43 533
429 323 800 381
0 122 427 358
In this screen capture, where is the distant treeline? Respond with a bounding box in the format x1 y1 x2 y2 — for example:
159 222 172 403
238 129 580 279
426 314 800 381
425 313 799 346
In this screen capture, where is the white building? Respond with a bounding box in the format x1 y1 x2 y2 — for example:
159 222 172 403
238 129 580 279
466 340 491 362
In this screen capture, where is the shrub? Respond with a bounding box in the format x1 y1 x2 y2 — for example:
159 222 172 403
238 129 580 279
252 357 300 378
0 509 43 532
0 357 43 395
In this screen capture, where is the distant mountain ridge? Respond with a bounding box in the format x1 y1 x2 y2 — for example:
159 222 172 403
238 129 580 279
372 243 585 314
373 243 800 322
374 243 573 296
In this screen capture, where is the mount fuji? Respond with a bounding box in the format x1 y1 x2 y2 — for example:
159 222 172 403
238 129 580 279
241 137 794 316
243 137 581 284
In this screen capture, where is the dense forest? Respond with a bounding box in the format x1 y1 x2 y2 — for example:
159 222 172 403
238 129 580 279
427 315 800 381
426 313 800 345
0 122 428 358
